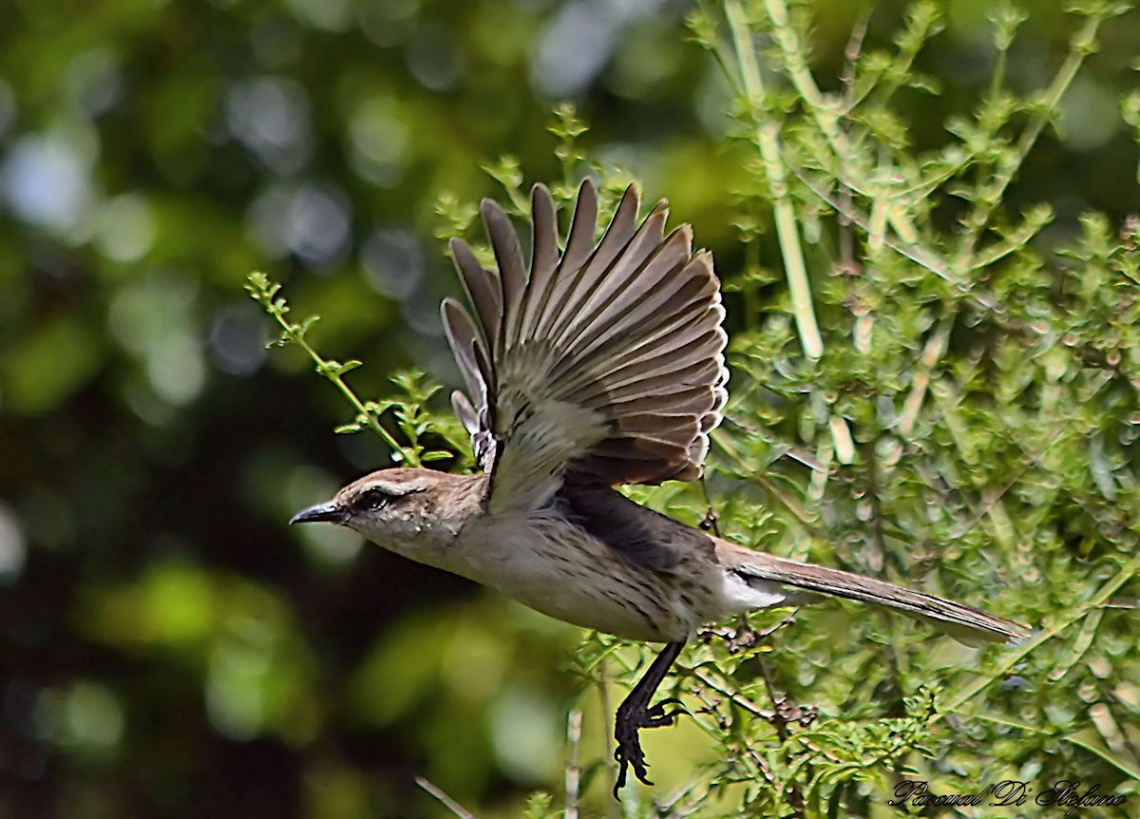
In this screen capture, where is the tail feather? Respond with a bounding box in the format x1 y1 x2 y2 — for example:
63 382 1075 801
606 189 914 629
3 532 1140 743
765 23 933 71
719 543 1028 646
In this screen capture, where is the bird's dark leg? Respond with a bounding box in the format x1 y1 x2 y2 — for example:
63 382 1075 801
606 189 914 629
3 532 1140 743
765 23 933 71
612 641 686 797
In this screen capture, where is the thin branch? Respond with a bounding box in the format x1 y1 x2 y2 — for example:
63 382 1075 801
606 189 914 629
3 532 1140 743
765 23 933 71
597 659 620 819
724 0 824 360
940 553 1140 716
789 168 959 285
415 777 478 819
246 273 416 464
955 14 1106 268
761 0 851 160
565 708 583 819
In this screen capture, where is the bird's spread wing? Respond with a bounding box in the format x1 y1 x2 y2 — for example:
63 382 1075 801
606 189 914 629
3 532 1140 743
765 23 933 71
442 180 728 514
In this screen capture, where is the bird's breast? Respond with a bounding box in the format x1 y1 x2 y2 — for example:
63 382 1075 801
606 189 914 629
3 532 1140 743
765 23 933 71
450 510 717 642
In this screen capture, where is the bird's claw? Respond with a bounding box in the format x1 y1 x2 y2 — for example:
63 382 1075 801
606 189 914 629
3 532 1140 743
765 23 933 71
613 733 649 795
644 697 687 727
612 698 689 797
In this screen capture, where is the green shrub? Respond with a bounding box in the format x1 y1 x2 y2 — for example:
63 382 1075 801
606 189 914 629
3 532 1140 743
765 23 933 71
253 2 1139 815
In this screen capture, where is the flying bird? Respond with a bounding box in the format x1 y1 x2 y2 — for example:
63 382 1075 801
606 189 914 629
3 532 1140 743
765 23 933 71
291 180 1026 795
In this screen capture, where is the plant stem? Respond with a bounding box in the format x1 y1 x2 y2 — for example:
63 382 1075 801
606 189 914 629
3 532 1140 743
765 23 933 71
954 14 1106 270
940 554 1140 716
725 0 824 361
264 297 412 463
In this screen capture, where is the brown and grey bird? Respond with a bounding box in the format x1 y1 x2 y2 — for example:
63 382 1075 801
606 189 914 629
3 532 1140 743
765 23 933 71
291 180 1027 794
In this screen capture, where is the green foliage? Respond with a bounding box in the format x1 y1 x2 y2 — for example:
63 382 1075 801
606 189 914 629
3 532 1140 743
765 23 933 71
260 1 1140 816
246 271 469 469
6 0 1140 817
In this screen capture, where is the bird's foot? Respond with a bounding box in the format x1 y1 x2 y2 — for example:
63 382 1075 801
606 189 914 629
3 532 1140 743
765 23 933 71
613 697 687 797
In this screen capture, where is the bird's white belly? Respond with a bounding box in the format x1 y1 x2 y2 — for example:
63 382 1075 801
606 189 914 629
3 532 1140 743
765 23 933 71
449 511 710 642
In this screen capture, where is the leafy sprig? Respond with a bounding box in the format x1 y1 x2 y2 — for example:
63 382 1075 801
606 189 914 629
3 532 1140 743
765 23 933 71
245 272 464 468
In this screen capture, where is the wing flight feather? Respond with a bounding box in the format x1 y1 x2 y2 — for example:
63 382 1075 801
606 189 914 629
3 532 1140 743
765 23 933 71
441 180 728 512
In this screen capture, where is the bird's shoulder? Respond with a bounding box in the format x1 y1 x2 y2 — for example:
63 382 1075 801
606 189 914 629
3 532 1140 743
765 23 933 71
551 482 717 574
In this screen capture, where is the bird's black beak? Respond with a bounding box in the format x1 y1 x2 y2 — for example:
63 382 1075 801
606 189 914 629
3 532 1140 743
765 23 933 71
289 501 346 525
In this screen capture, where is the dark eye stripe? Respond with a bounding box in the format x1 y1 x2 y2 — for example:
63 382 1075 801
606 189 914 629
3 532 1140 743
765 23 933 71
351 482 424 512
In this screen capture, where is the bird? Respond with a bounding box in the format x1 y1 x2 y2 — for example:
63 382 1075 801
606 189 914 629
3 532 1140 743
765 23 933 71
290 179 1027 796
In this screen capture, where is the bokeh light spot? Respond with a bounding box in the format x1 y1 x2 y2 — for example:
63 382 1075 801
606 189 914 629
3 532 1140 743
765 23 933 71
1061 76 1121 152
94 193 157 262
1 133 94 233
226 76 314 175
347 96 411 187
65 48 123 118
0 503 27 581
489 684 560 783
210 301 269 376
362 226 422 300
283 0 350 32
146 331 206 406
247 182 352 267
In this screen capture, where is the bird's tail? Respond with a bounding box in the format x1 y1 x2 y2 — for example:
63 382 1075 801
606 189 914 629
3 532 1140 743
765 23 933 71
718 542 1028 646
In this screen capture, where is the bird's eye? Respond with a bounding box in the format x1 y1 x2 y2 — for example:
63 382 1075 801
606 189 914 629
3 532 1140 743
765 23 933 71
357 488 390 511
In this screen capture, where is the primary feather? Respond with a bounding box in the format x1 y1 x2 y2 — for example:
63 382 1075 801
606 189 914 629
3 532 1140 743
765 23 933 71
442 180 728 512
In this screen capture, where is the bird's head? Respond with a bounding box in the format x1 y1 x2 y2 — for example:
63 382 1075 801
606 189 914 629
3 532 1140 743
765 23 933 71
290 468 482 549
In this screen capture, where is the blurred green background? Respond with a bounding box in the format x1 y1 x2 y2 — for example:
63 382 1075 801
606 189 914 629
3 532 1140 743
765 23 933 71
2 1 1139 817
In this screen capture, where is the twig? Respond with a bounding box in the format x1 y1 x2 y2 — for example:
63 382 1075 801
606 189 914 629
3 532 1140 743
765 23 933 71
699 473 721 536
658 776 714 819
415 777 478 819
598 659 621 819
948 372 1112 540
755 656 791 745
565 708 583 819
954 14 1106 268
692 668 767 719
760 0 851 160
789 168 959 285
724 0 824 361
940 553 1140 716
245 273 416 464
697 616 808 817
834 6 864 279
